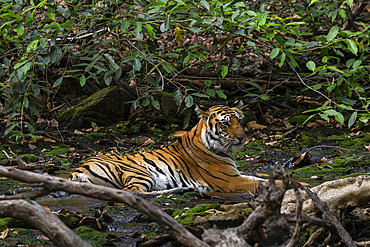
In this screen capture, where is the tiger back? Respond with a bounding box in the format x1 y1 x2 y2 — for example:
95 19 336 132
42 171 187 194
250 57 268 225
70 100 266 193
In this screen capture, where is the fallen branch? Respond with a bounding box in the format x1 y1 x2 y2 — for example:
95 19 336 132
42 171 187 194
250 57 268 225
0 165 209 247
304 186 357 247
0 199 90 247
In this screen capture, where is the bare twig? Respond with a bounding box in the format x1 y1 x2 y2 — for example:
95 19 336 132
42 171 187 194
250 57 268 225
286 181 303 247
304 186 357 247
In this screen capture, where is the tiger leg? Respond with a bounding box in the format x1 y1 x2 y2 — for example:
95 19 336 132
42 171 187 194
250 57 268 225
225 176 268 193
228 176 306 193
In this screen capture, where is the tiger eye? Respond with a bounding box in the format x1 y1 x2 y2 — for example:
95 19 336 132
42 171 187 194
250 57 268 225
221 121 231 127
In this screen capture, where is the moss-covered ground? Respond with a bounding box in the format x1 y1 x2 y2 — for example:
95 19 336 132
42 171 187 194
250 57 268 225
1 115 370 246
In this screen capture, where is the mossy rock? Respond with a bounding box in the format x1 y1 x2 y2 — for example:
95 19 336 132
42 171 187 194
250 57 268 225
299 133 317 147
0 217 33 229
58 86 134 129
74 226 116 247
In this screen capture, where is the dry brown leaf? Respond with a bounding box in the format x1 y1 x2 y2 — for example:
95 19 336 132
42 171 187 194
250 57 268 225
0 228 10 240
365 144 370 151
246 121 267 130
74 129 84 135
36 118 45 124
44 206 52 212
91 122 100 132
283 119 293 128
265 141 278 146
204 209 224 214
136 136 155 146
318 157 330 163
28 144 37 151
50 118 59 127
307 121 322 127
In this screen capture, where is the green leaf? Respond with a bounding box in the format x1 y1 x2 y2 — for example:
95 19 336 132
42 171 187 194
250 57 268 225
352 60 362 69
200 0 210 11
151 97 160 110
133 58 141 71
40 38 48 48
164 15 171 31
25 121 35 134
206 88 215 96
319 113 330 122
346 0 353 7
163 53 179 58
354 87 365 93
346 39 358 55
324 109 338 116
278 53 286 67
53 77 63 87
309 0 318 6
327 25 339 41
215 89 227 99
261 95 268 101
231 10 239 22
246 10 257 16
185 95 193 108
104 54 116 65
221 65 228 79
80 74 86 87
348 111 357 128
174 89 183 106
26 39 39 53
204 80 212 87
245 81 261 90
142 97 150 107
266 30 274 40
121 21 130 33
146 24 156 39
134 22 142 34
270 48 279 59
183 55 191 65
346 58 355 68
23 61 32 74
306 61 316 71
334 112 344 123
327 66 343 73
189 27 201 33
191 93 209 98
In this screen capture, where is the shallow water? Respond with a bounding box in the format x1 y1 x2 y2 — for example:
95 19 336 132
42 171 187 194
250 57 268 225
1 131 370 246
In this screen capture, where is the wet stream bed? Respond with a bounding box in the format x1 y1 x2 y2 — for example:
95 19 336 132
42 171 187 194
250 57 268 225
1 127 370 246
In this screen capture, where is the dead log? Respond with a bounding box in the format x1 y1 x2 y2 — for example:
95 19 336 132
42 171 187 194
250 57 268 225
281 175 370 219
0 199 91 247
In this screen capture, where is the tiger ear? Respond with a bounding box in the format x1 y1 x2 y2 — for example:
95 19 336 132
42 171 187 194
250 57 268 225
195 104 210 119
230 99 243 109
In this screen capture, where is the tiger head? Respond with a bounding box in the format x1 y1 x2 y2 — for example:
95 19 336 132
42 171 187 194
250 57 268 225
195 100 246 156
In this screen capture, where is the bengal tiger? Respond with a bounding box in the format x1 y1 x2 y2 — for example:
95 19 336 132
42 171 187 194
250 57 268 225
70 100 269 193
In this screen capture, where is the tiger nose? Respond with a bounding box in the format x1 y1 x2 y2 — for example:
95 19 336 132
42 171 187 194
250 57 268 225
236 134 246 143
235 130 246 143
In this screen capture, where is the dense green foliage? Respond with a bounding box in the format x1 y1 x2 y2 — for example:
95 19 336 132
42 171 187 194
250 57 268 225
0 0 369 142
